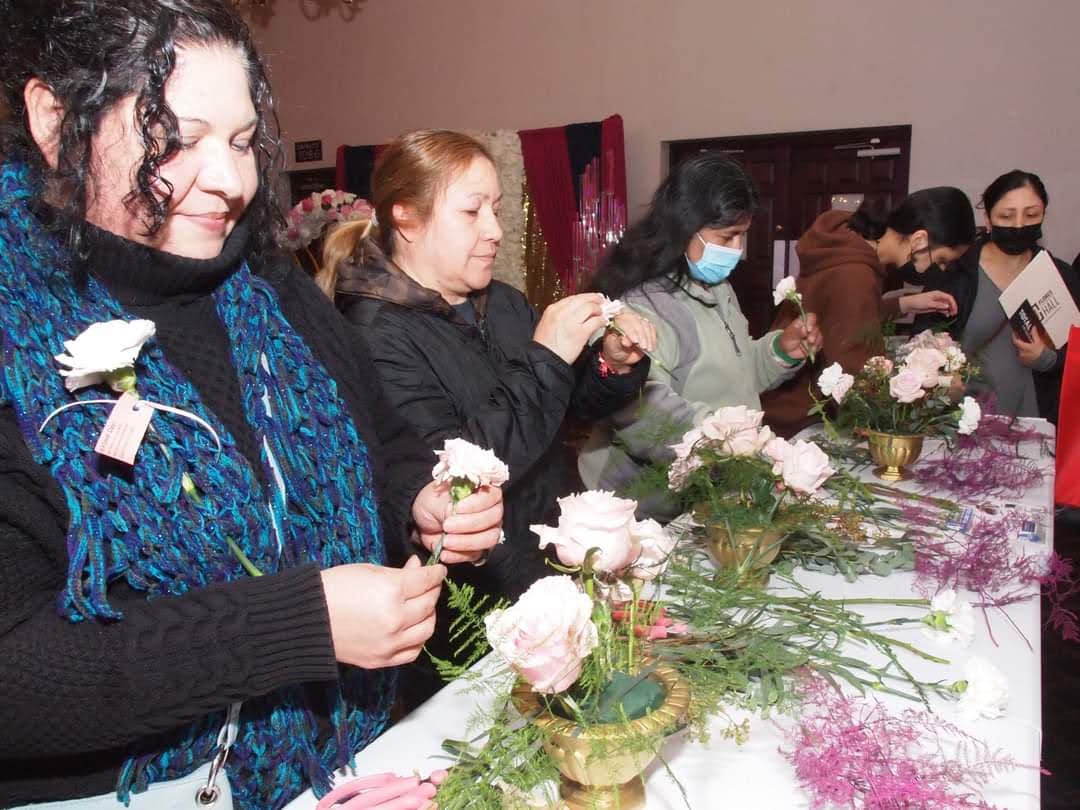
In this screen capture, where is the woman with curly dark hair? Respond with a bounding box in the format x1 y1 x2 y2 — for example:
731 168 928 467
0 2 503 808
579 152 822 518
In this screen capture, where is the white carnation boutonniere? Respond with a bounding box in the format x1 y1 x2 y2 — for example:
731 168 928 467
428 438 510 565
54 319 156 393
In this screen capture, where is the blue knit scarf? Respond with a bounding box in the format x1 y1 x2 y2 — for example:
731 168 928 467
0 162 393 809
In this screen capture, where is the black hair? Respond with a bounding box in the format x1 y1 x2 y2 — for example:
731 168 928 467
981 169 1049 213
846 187 975 248
0 0 283 256
590 152 759 299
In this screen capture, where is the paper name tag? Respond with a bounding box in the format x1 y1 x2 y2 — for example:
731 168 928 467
95 392 154 465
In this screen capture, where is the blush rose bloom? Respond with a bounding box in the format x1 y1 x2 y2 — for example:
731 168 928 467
484 575 599 694
54 319 156 392
903 347 948 388
628 519 677 581
889 368 926 404
667 427 705 490
778 439 834 494
699 406 768 456
864 355 894 376
762 436 793 476
531 490 640 573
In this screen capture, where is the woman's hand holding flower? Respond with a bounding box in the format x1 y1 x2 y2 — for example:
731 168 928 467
321 555 446 669
532 293 608 365
778 312 823 361
601 308 656 372
412 482 504 565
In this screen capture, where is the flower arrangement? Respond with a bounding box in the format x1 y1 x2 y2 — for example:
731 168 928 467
666 405 835 534
809 329 980 436
277 189 373 275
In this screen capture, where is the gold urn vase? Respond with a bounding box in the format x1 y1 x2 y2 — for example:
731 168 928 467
511 666 690 810
697 518 784 587
865 429 925 482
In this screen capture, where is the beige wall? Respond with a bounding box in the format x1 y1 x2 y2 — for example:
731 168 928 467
253 0 1080 261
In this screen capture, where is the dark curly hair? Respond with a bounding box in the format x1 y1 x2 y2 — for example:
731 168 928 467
0 0 283 256
590 152 759 300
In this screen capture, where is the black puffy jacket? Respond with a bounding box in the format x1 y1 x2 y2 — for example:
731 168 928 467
339 261 648 598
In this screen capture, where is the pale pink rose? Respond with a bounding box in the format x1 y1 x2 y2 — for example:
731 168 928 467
864 356 894 375
763 436 793 473
484 576 599 694
903 347 948 388
531 490 640 573
699 406 768 456
699 406 764 441
628 519 677 581
431 438 510 490
726 424 773 456
779 439 834 494
902 328 957 355
889 368 926 404
668 427 704 490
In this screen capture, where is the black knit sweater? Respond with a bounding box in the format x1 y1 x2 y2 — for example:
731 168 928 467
0 220 433 805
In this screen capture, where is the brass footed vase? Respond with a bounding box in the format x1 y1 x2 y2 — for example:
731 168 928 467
511 666 690 810
865 429 924 482
696 516 784 587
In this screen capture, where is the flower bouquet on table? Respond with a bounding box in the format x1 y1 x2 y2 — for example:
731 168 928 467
665 406 835 584
431 490 687 810
809 329 982 481
276 189 372 277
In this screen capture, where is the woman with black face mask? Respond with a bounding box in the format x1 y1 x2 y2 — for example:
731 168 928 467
913 170 1080 422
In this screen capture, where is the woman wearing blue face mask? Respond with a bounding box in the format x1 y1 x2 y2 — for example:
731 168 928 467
578 153 822 519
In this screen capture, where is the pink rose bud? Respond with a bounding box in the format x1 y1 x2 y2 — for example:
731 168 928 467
301 198 315 213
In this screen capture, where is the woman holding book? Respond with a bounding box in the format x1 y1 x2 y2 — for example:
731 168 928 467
913 170 1080 422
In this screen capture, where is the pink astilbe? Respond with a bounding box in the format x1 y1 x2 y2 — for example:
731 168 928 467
781 674 1029 809
1041 553 1080 642
908 509 1077 644
915 412 1045 500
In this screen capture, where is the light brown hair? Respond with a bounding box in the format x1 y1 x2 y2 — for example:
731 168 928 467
319 129 493 297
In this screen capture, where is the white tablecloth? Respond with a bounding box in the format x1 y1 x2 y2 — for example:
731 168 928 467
286 422 1055 809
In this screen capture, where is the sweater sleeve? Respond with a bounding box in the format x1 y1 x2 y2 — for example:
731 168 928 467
0 410 338 759
354 307 577 490
606 302 712 464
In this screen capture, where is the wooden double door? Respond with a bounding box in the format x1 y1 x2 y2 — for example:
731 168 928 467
667 125 911 337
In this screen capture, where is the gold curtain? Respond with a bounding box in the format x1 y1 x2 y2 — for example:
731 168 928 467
522 182 563 312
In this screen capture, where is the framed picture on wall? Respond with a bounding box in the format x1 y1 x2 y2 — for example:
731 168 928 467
287 167 337 206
